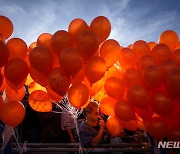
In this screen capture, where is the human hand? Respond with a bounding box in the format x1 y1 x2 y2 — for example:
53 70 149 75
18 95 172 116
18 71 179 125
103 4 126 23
99 119 105 130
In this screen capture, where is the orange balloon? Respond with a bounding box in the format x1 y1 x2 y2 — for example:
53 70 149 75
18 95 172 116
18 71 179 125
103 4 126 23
0 33 5 43
0 71 3 88
6 77 26 90
85 56 107 84
84 77 104 97
118 48 137 69
68 18 89 44
59 48 83 77
137 55 156 71
68 82 89 108
114 100 135 121
135 106 154 121
1 101 25 127
148 41 157 50
142 65 162 89
122 68 142 88
175 41 180 50
146 117 167 139
100 96 117 116
151 91 174 116
159 30 179 52
104 77 125 99
6 38 28 59
90 16 111 43
106 116 123 137
167 127 180 141
77 30 99 60
28 90 52 112
48 68 70 96
0 16 13 39
46 86 62 103
29 67 48 87
172 49 180 67
52 30 73 56
152 44 171 65
127 85 149 109
120 119 138 131
28 42 37 53
0 41 9 68
4 58 29 86
29 47 53 75
5 85 25 102
0 75 6 92
132 40 151 59
28 82 47 94
100 39 121 68
165 68 180 98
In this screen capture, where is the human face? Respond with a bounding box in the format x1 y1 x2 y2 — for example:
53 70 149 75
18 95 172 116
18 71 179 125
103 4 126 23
86 107 99 122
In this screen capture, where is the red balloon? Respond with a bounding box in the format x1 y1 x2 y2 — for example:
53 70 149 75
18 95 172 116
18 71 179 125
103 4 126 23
120 119 138 131
0 41 9 68
114 100 135 121
146 117 167 139
1 101 25 127
148 41 157 50
172 49 180 67
151 91 174 116
59 48 83 77
167 127 180 141
85 56 107 84
90 16 111 43
52 30 73 56
100 39 121 68
77 30 99 60
48 68 70 96
7 38 28 59
46 86 62 103
68 82 89 108
0 71 3 88
0 16 13 39
135 106 154 121
137 55 155 71
104 77 125 99
4 58 29 86
127 85 149 109
29 47 53 75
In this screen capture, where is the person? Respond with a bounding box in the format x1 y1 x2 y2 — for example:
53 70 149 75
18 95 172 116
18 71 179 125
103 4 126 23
79 100 110 149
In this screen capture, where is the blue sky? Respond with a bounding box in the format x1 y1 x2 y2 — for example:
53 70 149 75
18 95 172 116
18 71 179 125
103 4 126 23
0 0 180 47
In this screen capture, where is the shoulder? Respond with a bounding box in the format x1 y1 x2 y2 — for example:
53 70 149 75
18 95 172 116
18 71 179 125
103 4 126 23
79 121 90 131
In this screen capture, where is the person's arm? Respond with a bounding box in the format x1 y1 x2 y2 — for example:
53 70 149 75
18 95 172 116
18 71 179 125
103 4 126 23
66 127 75 143
90 120 105 147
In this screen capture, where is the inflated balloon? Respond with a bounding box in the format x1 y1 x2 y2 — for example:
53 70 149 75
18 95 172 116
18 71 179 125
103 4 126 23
167 127 180 141
77 30 99 60
46 86 62 103
90 16 111 43
151 91 174 116
104 77 125 99
4 58 29 86
100 39 121 68
165 68 180 98
68 82 89 108
148 41 157 50
28 42 37 53
159 30 179 52
85 56 107 84
6 38 28 59
28 90 52 112
0 16 13 39
28 82 47 94
0 71 3 87
120 119 138 131
0 41 9 68
135 106 154 121
52 30 73 56
146 117 167 139
132 40 151 59
0 78 6 92
152 44 171 65
84 77 104 97
106 116 123 137
137 55 156 71
5 85 25 102
172 49 180 67
127 85 149 109
0 33 5 43
59 48 83 77
100 96 117 116
122 68 142 88
118 48 137 69
48 68 70 96
29 67 48 87
1 101 25 127
70 65 85 84
114 100 135 121
29 47 53 75
142 65 162 89
68 18 89 44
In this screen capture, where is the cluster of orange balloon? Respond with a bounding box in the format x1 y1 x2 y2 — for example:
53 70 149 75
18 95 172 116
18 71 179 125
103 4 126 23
0 15 180 141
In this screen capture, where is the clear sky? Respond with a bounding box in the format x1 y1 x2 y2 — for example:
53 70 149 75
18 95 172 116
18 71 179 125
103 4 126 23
0 0 180 47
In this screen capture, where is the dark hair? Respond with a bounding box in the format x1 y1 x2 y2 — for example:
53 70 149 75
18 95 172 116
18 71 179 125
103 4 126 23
83 100 99 117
